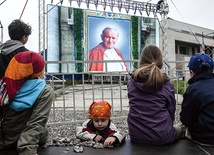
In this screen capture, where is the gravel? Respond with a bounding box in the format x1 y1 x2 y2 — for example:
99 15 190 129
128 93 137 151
46 105 181 147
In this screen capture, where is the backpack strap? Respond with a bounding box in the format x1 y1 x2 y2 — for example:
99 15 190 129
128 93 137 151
0 78 9 106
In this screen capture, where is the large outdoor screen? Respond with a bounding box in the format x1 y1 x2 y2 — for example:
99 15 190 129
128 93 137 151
46 4 159 73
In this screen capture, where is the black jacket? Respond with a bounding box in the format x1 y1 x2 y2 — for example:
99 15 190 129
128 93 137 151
0 40 28 78
180 72 214 144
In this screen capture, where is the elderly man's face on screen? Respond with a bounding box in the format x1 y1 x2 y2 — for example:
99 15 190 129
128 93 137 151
101 28 119 49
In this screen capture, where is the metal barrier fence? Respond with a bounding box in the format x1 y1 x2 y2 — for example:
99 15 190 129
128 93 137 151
45 60 189 125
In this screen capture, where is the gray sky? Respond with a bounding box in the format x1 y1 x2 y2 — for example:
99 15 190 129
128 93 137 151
0 0 213 52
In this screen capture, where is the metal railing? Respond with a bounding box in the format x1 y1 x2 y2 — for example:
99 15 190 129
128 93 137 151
45 60 189 125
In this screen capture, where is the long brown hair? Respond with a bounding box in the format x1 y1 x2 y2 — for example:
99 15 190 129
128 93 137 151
133 45 169 92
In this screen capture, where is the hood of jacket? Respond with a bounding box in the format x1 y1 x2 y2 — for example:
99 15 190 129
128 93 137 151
188 72 214 85
128 77 157 93
9 79 46 111
129 71 170 93
0 40 24 55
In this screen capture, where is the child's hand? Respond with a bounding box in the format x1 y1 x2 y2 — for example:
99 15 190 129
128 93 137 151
94 135 103 142
103 137 116 148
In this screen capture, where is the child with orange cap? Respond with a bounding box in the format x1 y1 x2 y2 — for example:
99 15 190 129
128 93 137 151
76 101 126 148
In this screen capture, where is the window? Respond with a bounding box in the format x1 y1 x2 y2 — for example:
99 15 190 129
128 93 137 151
179 46 189 55
175 45 178 54
175 40 200 56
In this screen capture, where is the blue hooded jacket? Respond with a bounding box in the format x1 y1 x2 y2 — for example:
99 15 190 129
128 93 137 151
180 72 214 145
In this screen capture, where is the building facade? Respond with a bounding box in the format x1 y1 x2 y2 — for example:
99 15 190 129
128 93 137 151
160 18 214 78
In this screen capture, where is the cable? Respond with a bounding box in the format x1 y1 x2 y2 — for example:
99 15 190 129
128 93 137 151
0 0 6 6
155 16 164 33
169 0 214 71
202 42 214 55
170 0 203 50
19 0 29 19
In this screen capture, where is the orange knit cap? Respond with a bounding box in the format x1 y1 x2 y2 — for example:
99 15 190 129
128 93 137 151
88 101 112 119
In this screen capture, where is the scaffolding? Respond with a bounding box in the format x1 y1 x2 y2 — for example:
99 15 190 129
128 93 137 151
38 0 46 58
38 0 169 61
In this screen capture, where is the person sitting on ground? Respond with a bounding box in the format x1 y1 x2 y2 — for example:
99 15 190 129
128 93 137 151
127 45 184 145
76 101 126 148
180 53 214 146
0 19 32 137
0 19 32 78
0 51 54 155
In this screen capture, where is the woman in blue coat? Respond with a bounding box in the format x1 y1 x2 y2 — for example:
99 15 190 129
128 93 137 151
127 45 183 145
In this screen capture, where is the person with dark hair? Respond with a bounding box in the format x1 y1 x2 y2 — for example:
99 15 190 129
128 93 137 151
127 45 183 145
0 19 32 78
0 51 53 155
89 27 128 72
0 19 32 142
180 53 214 146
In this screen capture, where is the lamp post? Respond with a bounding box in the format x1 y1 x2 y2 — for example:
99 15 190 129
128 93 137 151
202 32 205 50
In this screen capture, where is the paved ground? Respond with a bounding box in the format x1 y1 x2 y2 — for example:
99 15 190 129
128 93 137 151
53 84 184 110
2 138 214 155
37 139 214 155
